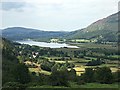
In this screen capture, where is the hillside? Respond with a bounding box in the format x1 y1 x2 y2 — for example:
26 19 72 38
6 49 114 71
2 27 68 41
2 12 119 42
2 38 31 88
67 12 120 42
2 38 18 84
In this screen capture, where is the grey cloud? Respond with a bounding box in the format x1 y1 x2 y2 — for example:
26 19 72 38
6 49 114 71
1 2 26 11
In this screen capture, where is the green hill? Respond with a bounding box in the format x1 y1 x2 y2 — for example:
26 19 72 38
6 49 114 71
66 12 120 42
2 27 68 41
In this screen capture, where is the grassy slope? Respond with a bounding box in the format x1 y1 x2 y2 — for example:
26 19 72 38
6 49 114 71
66 12 119 42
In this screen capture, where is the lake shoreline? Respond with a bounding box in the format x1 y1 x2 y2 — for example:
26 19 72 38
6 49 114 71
15 40 79 48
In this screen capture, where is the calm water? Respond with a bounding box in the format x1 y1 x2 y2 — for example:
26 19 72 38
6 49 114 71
16 40 79 48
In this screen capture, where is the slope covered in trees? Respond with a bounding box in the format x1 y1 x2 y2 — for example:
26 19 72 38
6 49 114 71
2 38 31 89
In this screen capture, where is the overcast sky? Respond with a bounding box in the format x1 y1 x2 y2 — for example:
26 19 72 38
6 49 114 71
0 0 119 31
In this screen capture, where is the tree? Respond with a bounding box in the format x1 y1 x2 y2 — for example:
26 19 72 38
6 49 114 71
60 65 68 72
94 67 113 84
82 68 94 83
50 65 69 86
86 58 104 66
41 60 55 71
112 70 120 82
51 63 59 73
13 63 31 84
68 68 76 81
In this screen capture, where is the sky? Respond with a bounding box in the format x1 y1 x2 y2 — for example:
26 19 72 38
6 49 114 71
0 0 119 31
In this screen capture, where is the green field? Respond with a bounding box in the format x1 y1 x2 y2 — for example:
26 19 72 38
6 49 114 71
28 57 119 76
70 43 118 50
26 83 119 89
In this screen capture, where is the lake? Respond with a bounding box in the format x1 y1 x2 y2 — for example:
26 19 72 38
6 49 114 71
15 40 79 48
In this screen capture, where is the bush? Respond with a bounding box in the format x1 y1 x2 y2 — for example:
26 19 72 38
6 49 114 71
41 60 55 71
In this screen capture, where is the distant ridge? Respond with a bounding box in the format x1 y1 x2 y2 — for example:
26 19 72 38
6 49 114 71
2 27 68 41
66 12 119 42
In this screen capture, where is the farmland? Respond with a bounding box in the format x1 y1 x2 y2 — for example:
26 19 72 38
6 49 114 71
17 42 119 76
2 38 119 89
26 57 119 76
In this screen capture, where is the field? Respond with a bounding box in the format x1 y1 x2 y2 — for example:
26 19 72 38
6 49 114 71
27 56 119 76
26 83 119 89
25 42 119 76
29 68 51 75
69 43 118 50
17 42 119 89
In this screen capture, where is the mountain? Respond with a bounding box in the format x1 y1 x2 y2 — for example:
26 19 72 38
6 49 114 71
2 12 119 42
67 12 120 42
2 27 68 41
